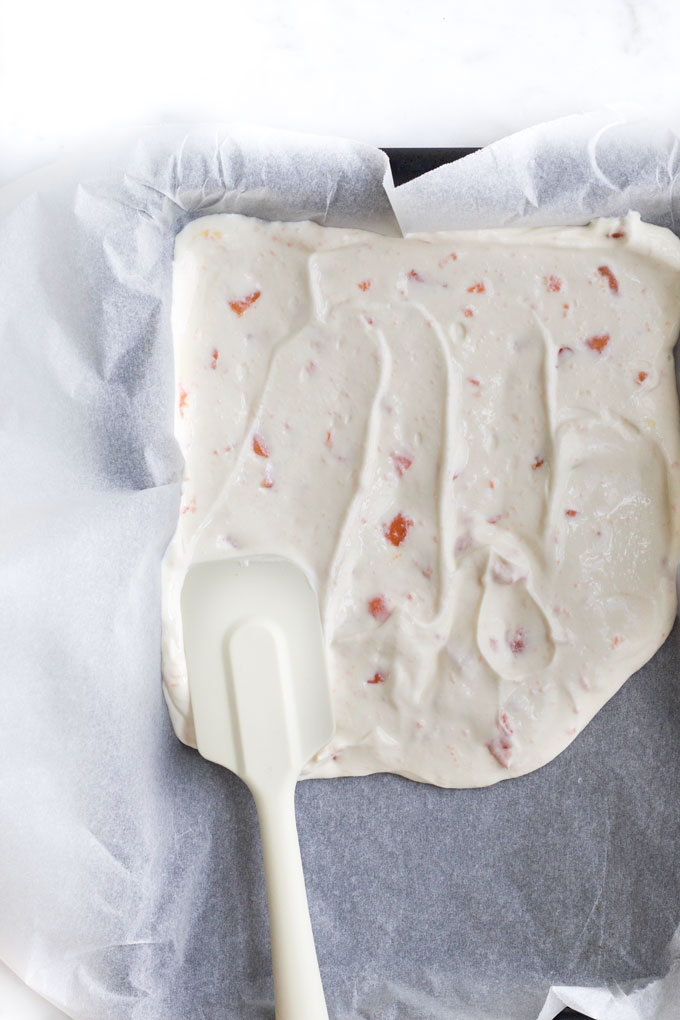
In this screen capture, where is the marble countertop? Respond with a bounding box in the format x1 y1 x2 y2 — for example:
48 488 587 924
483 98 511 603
2 0 678 1016
2 0 679 187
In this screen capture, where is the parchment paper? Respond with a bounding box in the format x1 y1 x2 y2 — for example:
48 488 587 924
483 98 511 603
1 113 680 1020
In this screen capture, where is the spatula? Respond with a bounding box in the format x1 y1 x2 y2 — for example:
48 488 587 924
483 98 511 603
180 556 334 1020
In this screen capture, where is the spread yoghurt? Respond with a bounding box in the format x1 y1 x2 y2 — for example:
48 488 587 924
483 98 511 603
162 212 680 787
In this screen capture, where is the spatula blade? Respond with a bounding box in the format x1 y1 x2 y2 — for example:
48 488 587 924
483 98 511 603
180 557 333 780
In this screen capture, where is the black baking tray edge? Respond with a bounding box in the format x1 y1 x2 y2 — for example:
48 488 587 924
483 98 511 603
382 147 478 187
381 145 595 1020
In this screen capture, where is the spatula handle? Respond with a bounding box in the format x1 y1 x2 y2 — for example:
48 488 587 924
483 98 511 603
254 780 329 1020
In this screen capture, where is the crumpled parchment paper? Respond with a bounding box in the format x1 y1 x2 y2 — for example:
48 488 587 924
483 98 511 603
1 112 680 1020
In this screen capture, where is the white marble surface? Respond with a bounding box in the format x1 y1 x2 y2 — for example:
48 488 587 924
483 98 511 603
2 0 679 1016
2 0 680 187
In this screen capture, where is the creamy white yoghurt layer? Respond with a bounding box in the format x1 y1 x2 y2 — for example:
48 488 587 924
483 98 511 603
162 212 680 787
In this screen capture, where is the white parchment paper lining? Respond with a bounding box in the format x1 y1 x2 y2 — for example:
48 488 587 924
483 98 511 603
1 112 680 1020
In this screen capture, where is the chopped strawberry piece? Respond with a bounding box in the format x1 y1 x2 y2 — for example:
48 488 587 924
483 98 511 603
391 452 413 477
467 282 485 294
487 733 512 767
469 377 481 386
261 476 274 489
586 333 610 353
463 307 474 318
384 512 413 547
454 533 472 557
358 279 372 291
507 629 526 654
597 265 619 294
438 252 458 266
210 348 219 370
179 386 189 417
407 269 424 282
499 711 513 734
565 509 578 517
532 456 544 470
367 671 386 684
229 290 261 316
608 231 625 239
487 715 514 767
368 596 392 623
545 275 562 292
252 434 269 458
637 371 648 384
325 429 333 449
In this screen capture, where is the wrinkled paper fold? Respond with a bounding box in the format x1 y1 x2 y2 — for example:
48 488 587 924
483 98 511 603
1 113 679 1020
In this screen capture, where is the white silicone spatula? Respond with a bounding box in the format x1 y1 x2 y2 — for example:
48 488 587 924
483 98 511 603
180 557 333 1020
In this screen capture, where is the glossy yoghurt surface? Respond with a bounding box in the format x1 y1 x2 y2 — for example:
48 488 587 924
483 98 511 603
162 212 680 787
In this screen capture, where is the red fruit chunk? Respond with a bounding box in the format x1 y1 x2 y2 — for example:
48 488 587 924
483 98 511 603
637 371 648 384
454 533 472 557
499 712 513 733
252 434 269 458
211 348 219 370
467 282 485 294
565 509 578 517
392 452 413 477
358 279 372 291
597 265 619 294
229 290 261 316
463 307 474 318
178 387 189 417
532 456 544 470
586 333 610 353
608 231 625 239
367 671 386 684
368 596 392 623
407 269 424 282
487 714 514 767
487 735 512 767
507 629 526 654
545 275 562 292
384 513 413 547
